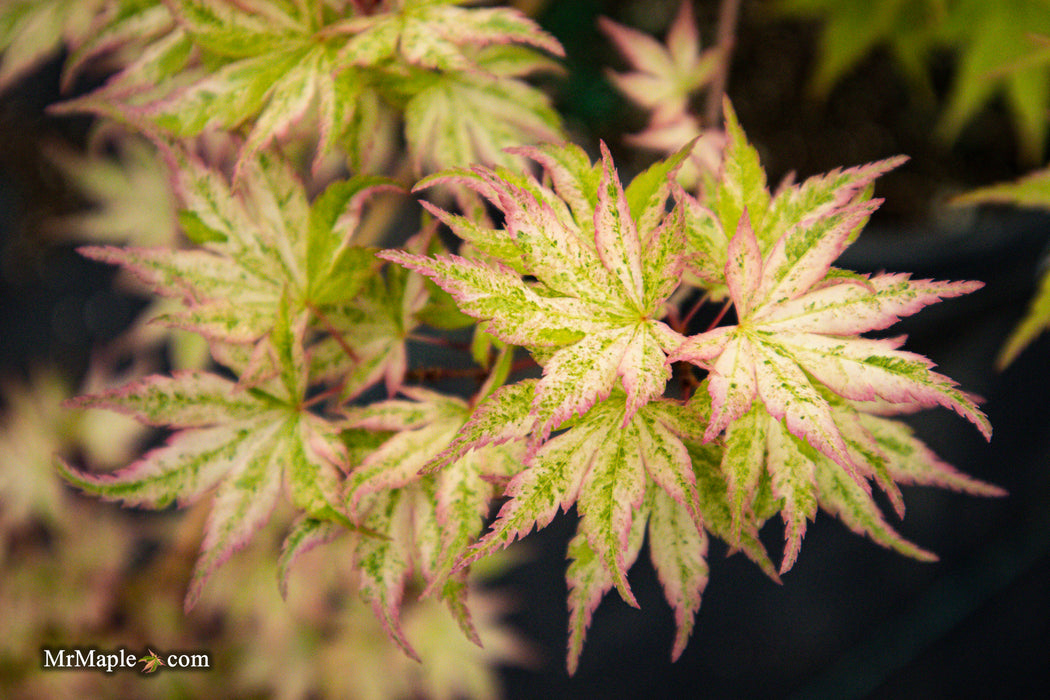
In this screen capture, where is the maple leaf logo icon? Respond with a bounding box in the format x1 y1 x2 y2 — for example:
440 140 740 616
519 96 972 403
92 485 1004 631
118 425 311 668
139 649 164 674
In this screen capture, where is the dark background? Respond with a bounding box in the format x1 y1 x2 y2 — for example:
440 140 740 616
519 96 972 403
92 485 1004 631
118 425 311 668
3 1 1049 697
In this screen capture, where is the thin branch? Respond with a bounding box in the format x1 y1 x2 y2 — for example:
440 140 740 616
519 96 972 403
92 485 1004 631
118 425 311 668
706 299 733 331
681 290 712 330
703 0 743 127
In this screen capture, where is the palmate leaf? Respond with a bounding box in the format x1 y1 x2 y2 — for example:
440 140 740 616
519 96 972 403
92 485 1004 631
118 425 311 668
57 370 350 609
433 383 775 670
599 1 721 124
404 63 563 174
672 100 990 487
451 394 729 667
715 370 1003 574
388 141 691 440
682 99 905 294
83 148 387 346
341 386 527 655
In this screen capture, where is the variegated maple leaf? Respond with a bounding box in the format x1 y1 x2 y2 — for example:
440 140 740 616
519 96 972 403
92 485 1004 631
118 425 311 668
54 0 565 174
721 396 1003 575
672 199 990 465
599 1 720 125
599 2 724 190
57 360 350 611
81 147 386 348
670 100 993 567
385 140 692 439
430 380 777 671
318 386 526 659
680 100 904 297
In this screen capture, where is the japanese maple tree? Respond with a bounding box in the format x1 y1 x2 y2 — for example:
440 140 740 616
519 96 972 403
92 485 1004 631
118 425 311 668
0 0 1008 681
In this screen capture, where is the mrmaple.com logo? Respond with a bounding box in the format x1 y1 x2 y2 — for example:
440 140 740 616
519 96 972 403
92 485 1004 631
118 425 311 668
42 647 210 674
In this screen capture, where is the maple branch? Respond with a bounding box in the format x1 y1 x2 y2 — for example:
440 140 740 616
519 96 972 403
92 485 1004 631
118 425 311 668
704 0 743 127
680 291 712 331
706 299 733 332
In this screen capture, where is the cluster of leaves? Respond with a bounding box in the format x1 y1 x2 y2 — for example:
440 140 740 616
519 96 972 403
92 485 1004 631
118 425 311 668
776 0 1050 161
11 0 1002 675
2 0 566 176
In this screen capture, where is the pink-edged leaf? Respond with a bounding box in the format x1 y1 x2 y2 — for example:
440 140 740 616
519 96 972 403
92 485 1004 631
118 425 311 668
78 246 272 305
687 440 781 582
858 413 1006 497
754 198 881 309
722 402 768 544
678 186 729 287
410 477 443 587
277 515 346 599
56 421 261 508
599 3 718 123
617 324 673 422
165 0 295 55
724 208 763 316
565 501 647 675
184 420 284 610
417 199 523 268
641 199 686 314
832 401 906 519
404 71 563 174
455 414 605 572
422 379 537 475
410 5 564 60
235 48 321 179
354 489 420 661
775 333 992 440
598 14 675 79
754 274 984 335
531 327 635 439
507 143 599 228
635 406 701 530
152 299 276 343
648 487 708 661
595 141 645 309
751 340 862 481
761 156 908 246
576 415 647 607
644 394 711 444
345 418 462 517
285 415 350 522
712 98 770 241
487 169 610 301
344 390 468 432
424 448 499 597
668 325 734 365
380 250 618 347
623 135 696 243
814 453 937 563
650 320 690 354
702 334 758 441
63 371 264 428
766 417 819 574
